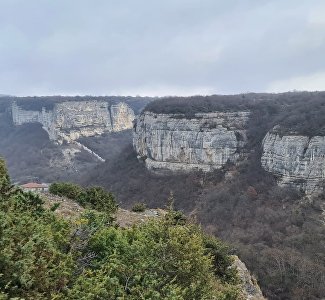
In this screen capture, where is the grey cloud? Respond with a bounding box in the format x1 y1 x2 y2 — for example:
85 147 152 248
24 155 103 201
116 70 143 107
0 0 324 96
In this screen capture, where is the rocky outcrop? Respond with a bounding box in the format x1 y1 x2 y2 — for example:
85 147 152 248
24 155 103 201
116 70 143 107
133 111 250 172
261 129 325 194
12 101 135 144
232 256 266 300
111 102 135 132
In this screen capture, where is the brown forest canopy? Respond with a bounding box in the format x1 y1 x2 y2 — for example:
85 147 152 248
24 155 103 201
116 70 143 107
144 91 325 136
0 95 157 114
2 91 325 135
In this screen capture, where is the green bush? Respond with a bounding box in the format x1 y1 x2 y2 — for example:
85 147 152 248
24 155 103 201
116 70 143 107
49 182 83 200
0 160 74 299
0 158 11 194
49 182 118 214
67 211 240 300
0 159 241 299
79 186 118 214
131 202 147 212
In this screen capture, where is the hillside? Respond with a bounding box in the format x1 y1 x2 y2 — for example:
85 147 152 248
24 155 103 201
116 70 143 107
0 159 254 300
145 92 325 136
0 95 144 183
81 92 325 300
1 92 325 299
0 112 100 183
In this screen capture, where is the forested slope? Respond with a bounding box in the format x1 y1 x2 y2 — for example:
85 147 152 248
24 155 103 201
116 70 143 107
1 92 325 299
0 158 244 300
82 92 325 299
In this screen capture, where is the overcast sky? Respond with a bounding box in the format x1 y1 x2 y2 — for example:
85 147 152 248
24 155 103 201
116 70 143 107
1 0 325 96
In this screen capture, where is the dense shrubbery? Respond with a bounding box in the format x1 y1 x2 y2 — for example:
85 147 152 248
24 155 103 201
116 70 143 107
197 164 325 300
0 159 74 299
83 143 325 299
3 92 325 299
0 159 242 299
66 214 240 300
144 94 255 116
49 182 83 199
82 92 325 299
49 182 118 214
131 202 147 212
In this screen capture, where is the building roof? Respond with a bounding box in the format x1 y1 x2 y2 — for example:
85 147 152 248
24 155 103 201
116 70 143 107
21 182 48 189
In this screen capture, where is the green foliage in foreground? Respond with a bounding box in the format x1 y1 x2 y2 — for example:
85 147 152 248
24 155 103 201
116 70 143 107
0 159 11 195
49 182 118 214
0 159 241 300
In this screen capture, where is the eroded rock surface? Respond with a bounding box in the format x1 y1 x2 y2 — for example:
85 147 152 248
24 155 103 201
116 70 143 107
232 256 266 300
261 129 325 194
12 101 135 144
133 111 250 172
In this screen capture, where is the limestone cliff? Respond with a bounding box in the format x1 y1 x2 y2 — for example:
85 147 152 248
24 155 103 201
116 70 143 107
133 111 250 172
12 100 135 144
261 128 325 194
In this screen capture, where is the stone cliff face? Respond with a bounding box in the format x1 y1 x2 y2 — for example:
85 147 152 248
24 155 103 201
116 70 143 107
110 102 135 132
53 101 112 143
134 109 325 194
261 128 325 194
12 101 135 144
133 111 250 172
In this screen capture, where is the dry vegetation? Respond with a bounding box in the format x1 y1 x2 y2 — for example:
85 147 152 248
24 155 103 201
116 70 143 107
1 92 325 299
81 92 325 300
41 191 165 228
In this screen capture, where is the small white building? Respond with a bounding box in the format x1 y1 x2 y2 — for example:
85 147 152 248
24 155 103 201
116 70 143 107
21 182 49 193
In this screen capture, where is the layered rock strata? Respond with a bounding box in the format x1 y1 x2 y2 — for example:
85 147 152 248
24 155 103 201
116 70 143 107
110 102 135 132
133 111 250 172
261 129 325 194
12 101 135 144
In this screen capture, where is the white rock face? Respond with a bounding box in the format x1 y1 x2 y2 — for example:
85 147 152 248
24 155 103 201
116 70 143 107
261 130 325 194
133 111 250 172
12 101 135 144
53 101 112 143
111 102 135 132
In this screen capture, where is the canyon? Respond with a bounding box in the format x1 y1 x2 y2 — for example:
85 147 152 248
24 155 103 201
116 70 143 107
134 105 325 194
2 93 325 299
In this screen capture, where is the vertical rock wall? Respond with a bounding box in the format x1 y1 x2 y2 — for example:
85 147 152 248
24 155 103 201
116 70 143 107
11 101 135 143
110 102 135 132
261 130 325 193
133 111 250 172
53 101 112 143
